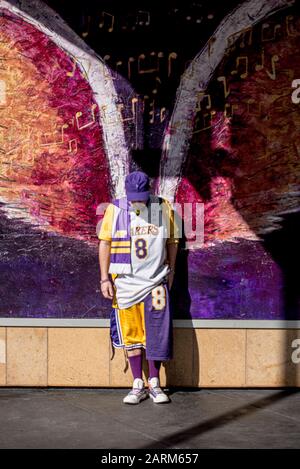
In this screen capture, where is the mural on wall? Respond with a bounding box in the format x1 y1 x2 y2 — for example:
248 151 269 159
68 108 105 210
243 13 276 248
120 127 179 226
0 0 299 320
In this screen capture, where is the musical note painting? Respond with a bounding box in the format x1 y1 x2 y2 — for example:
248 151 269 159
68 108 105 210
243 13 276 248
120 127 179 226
0 0 299 320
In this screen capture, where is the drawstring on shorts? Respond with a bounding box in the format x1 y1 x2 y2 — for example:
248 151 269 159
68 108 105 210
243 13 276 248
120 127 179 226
110 334 129 373
109 335 115 361
123 347 129 373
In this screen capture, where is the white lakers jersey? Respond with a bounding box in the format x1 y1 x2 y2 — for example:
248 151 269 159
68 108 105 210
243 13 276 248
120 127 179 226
98 195 179 309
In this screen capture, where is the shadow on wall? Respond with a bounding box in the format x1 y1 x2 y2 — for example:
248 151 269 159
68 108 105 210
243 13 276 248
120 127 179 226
139 4 300 388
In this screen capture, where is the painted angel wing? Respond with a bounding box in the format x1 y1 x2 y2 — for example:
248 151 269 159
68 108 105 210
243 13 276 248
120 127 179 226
159 0 300 246
158 0 299 319
0 0 134 244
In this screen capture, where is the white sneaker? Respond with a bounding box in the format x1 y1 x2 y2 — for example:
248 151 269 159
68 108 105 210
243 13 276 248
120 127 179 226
148 377 170 403
123 378 148 405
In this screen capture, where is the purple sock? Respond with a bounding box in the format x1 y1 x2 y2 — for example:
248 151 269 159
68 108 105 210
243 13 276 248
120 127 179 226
148 360 161 379
128 352 143 380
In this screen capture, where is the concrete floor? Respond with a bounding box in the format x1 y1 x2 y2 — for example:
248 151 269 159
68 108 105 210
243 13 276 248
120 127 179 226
0 387 299 449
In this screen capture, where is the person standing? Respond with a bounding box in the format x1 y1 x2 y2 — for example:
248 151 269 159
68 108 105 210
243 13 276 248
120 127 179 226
98 171 180 404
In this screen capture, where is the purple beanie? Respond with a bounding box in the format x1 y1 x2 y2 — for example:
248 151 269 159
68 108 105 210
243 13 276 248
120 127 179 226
125 171 150 201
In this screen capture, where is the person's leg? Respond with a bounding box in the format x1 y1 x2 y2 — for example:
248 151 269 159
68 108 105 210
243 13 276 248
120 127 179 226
143 283 171 403
148 359 161 379
127 348 143 380
123 347 148 404
124 301 146 381
144 283 173 362
117 301 148 403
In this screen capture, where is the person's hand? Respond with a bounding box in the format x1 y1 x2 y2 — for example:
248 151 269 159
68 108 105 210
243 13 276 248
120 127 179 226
100 279 114 299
